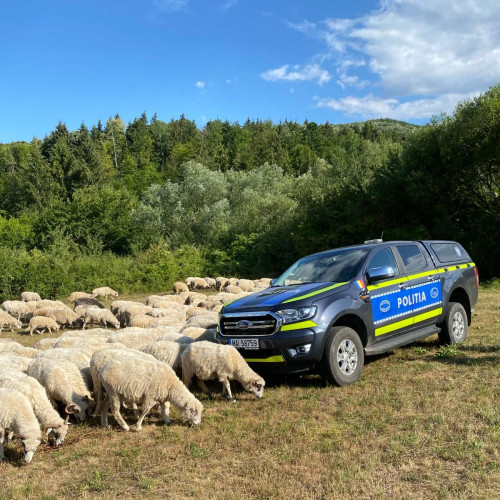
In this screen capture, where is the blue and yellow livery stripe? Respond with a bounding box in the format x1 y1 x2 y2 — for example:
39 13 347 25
244 355 285 363
375 307 442 336
281 320 318 331
282 282 347 303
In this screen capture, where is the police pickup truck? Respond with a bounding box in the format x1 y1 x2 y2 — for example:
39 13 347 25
216 240 479 385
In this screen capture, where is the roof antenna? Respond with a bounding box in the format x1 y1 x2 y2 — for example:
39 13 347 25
380 231 384 241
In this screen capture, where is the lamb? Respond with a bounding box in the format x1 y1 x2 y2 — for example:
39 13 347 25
74 297 105 309
29 316 60 336
92 287 119 299
21 291 41 302
173 282 189 295
181 342 265 402
99 357 203 431
0 341 37 358
0 388 42 463
0 371 69 446
141 341 189 372
90 348 157 416
0 310 23 333
129 314 156 328
1 300 32 321
83 307 120 329
27 357 93 422
67 291 93 303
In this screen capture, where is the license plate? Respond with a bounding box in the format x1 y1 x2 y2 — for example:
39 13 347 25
228 338 259 349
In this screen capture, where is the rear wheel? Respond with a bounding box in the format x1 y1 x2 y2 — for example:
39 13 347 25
438 302 468 345
321 326 364 386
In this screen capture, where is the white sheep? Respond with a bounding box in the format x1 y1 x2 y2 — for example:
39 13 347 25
141 341 188 372
236 279 255 292
1 300 32 321
0 370 69 446
203 277 216 289
34 338 58 351
0 354 31 373
184 293 207 305
215 277 229 291
106 329 164 350
181 327 217 342
0 310 23 333
36 300 72 311
173 282 189 295
182 315 218 330
158 332 196 344
155 296 186 306
99 357 203 431
121 305 153 326
92 287 119 299
83 307 120 330
67 291 93 303
0 388 42 463
27 357 93 422
224 285 243 294
110 300 144 315
129 314 156 328
21 291 42 302
181 342 265 402
34 308 80 328
0 341 37 358
29 316 60 336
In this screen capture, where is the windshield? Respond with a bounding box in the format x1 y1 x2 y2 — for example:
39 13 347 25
273 248 369 286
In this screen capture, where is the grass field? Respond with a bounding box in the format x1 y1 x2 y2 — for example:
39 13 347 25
1 290 499 499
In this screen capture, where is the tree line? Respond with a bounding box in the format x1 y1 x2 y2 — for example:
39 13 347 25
0 84 498 299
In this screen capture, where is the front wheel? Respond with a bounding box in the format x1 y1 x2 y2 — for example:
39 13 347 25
438 302 468 345
321 326 364 386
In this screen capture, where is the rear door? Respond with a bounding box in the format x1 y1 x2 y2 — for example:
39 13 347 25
394 243 443 330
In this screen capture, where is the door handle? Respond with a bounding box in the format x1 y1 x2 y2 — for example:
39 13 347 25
399 283 407 289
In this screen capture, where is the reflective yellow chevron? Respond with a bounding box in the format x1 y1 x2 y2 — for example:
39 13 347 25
281 320 318 331
244 355 285 363
375 307 443 336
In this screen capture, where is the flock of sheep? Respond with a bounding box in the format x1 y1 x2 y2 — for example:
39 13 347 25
0 276 271 464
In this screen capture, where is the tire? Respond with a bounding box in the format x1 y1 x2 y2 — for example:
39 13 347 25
438 302 468 345
321 326 364 386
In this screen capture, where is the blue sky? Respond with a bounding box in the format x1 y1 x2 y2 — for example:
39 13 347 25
2 0 500 142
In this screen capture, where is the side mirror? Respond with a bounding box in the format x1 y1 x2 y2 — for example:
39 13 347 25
270 279 277 287
367 266 395 283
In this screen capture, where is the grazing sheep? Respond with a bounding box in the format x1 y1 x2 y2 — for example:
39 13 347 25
2 300 32 321
92 287 119 299
224 285 243 294
27 357 93 422
203 277 216 289
183 315 218 330
35 300 72 311
129 314 156 328
0 354 31 373
29 317 60 336
110 300 144 315
90 348 157 416
59 329 110 341
184 293 207 306
119 305 153 326
74 297 105 309
34 308 80 328
0 342 37 358
215 277 229 291
181 327 216 342
141 341 189 371
83 307 120 330
0 388 42 463
158 332 196 344
236 279 255 292
0 311 23 333
21 292 41 302
99 357 203 431
188 278 209 291
67 291 93 303
34 338 58 351
0 371 69 446
173 282 189 295
155 296 186 306
197 300 224 311
147 307 180 319
181 342 265 402
150 318 186 329
186 307 218 319
106 329 164 350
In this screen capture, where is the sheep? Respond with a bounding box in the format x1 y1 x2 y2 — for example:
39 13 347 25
155 296 185 306
149 318 186 329
34 308 80 328
92 287 119 299
181 342 265 402
90 348 157 416
236 279 255 292
141 341 189 372
215 277 229 291
181 327 216 342
147 307 181 318
99 357 203 431
224 285 243 294
27 357 93 422
0 370 69 446
173 282 189 295
0 342 37 358
34 338 59 351
120 305 153 326
67 291 93 303
0 388 42 463
74 297 105 309
36 300 72 311
158 332 196 344
203 277 216 289
21 291 41 302
0 310 22 333
182 315 218 330
129 314 156 328
59 329 111 341
29 316 60 336
110 300 144 315
82 307 120 330
106 329 164 350
1 300 32 321
187 278 209 291
197 300 224 311
0 354 31 373
184 293 207 306
186 307 218 319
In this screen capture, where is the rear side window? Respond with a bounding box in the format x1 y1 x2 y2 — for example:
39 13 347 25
430 243 469 263
367 248 399 275
397 245 427 274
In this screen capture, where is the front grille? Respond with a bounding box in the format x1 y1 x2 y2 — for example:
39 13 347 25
220 312 279 336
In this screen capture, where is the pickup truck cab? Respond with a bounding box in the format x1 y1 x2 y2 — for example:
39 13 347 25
216 240 479 385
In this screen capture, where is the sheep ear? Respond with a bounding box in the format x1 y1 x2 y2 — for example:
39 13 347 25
42 424 59 435
65 403 77 414
12 433 27 441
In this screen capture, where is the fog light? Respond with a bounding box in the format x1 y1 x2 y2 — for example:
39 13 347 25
296 344 311 354
287 348 297 357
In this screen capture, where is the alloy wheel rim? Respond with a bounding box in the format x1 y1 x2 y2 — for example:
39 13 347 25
337 339 358 375
452 311 465 340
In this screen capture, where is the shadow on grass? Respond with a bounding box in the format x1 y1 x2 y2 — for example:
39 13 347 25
430 354 499 366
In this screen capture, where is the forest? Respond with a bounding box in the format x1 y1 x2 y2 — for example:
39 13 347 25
0 84 499 300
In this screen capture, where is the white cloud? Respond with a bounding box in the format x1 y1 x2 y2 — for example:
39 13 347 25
261 63 331 86
154 0 188 12
195 81 205 89
315 92 478 121
222 0 237 9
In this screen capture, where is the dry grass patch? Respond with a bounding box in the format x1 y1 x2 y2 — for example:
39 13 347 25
0 290 498 499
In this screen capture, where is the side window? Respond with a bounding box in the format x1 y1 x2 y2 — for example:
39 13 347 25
397 245 427 274
367 248 399 275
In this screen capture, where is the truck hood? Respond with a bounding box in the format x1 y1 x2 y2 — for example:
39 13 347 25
222 281 348 312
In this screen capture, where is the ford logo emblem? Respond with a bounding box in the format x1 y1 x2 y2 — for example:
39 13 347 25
237 320 251 330
430 287 439 299
380 300 390 313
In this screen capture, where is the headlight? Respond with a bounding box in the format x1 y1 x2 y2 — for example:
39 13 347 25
275 306 317 324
